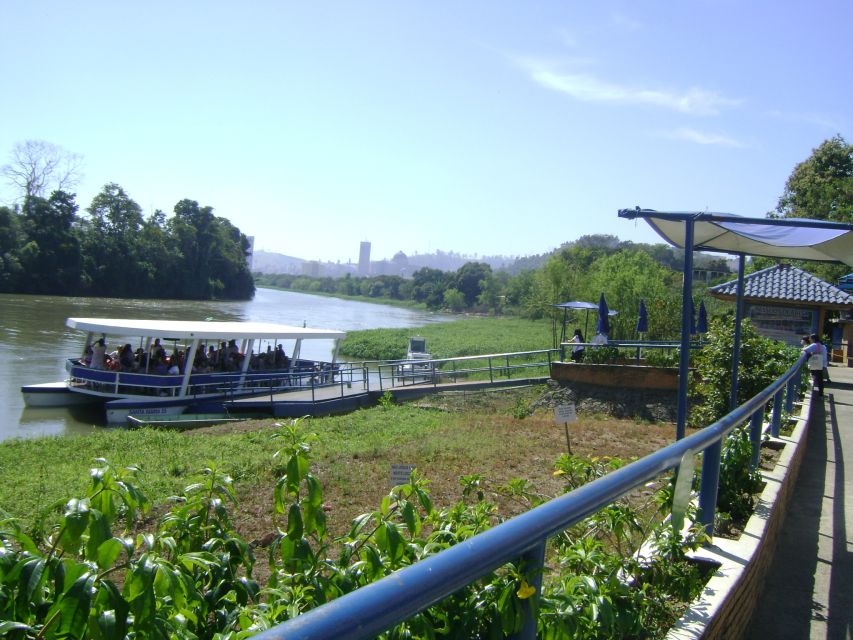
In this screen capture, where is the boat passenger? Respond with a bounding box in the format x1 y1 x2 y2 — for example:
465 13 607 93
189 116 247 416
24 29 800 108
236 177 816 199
119 343 137 371
91 338 108 370
204 344 216 369
151 353 169 375
275 344 289 369
149 338 164 358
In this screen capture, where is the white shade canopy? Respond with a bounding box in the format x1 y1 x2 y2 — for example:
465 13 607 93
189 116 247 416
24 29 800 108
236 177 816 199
66 318 346 341
618 209 853 267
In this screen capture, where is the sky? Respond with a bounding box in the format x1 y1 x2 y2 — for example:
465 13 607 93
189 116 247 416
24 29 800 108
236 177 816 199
1 1 851 264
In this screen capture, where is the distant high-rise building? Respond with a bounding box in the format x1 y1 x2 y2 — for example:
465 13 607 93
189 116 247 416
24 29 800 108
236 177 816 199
302 261 322 277
358 241 371 276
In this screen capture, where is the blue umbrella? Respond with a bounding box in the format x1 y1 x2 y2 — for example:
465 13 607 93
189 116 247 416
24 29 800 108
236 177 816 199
596 293 610 336
697 300 708 334
636 300 648 334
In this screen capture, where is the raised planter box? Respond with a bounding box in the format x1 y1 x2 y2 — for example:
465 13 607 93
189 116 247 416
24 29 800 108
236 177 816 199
665 393 814 639
550 362 680 390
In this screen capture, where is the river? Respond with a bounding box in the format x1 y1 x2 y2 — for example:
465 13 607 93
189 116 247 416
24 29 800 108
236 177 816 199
0 288 452 441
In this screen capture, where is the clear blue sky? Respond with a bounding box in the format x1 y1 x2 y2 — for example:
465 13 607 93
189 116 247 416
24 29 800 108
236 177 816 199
1 1 850 263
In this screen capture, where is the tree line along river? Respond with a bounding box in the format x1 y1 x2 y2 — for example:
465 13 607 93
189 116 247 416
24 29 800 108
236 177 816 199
0 288 452 441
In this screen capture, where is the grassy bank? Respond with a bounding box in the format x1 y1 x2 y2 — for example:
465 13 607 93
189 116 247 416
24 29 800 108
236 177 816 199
258 284 432 311
0 387 674 541
340 315 552 360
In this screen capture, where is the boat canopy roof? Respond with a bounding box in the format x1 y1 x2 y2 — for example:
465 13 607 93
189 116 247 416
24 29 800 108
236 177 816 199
66 318 346 341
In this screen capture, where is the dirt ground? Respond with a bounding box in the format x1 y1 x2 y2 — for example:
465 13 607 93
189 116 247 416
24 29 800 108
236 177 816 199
183 386 679 581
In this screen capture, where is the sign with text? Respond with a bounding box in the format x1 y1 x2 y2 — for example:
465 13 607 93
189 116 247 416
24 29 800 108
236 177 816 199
390 464 416 486
554 403 577 425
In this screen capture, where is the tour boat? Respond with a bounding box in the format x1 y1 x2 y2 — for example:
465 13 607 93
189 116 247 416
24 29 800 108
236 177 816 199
21 317 346 425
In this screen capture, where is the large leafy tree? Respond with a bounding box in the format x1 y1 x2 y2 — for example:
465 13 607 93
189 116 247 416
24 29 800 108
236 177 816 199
83 183 149 293
765 135 853 283
776 135 852 223
18 191 83 293
168 199 254 300
454 261 492 308
0 205 24 291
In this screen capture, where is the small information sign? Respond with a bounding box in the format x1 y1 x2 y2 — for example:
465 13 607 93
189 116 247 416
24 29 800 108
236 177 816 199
554 404 577 425
390 464 416 487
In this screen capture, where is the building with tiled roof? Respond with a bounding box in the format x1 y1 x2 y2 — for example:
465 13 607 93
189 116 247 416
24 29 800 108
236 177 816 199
709 264 853 363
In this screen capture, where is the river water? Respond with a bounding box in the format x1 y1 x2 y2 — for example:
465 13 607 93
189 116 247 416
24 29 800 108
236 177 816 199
0 288 451 441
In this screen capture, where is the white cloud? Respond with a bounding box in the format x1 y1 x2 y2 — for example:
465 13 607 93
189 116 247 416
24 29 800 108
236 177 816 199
609 10 643 32
766 109 845 132
518 58 741 116
663 127 747 148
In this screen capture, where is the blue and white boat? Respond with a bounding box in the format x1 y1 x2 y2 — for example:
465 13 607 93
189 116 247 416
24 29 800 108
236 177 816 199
21 317 346 425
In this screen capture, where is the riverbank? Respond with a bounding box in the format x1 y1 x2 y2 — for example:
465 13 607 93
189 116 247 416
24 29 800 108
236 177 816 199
340 315 552 360
0 387 674 542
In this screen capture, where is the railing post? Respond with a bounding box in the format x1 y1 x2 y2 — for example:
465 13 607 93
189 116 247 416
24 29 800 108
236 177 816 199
729 255 746 412
489 357 494 383
513 541 546 640
785 377 796 413
749 410 764 469
506 355 511 379
770 388 783 437
676 217 695 440
698 440 721 536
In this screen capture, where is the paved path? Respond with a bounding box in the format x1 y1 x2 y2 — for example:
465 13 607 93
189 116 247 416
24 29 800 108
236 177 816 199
746 365 853 639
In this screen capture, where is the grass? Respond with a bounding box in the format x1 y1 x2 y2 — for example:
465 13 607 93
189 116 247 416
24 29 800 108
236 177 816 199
340 316 553 360
0 386 676 546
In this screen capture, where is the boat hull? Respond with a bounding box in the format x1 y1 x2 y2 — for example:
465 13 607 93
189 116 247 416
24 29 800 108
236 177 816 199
21 382 103 408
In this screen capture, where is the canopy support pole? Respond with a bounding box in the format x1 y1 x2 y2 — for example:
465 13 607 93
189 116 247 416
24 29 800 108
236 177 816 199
676 219 695 440
729 255 746 411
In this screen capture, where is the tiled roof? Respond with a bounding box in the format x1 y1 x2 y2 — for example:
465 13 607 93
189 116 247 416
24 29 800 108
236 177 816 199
709 264 853 306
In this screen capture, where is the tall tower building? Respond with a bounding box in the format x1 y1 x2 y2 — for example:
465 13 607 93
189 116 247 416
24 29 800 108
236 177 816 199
358 241 371 276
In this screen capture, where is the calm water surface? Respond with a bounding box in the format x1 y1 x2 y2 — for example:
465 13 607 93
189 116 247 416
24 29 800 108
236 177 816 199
0 288 451 441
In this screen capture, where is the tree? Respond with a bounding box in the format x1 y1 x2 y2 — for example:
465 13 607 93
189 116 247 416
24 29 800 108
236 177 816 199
412 267 450 309
2 140 83 200
81 183 150 293
19 191 83 293
770 135 853 284
455 262 492 308
776 135 852 223
0 205 24 291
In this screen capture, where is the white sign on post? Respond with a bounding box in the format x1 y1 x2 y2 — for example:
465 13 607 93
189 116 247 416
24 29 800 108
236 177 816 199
554 403 577 425
554 403 577 455
391 464 416 487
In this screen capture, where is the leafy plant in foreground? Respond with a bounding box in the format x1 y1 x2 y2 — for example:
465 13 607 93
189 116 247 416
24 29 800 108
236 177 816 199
0 424 714 639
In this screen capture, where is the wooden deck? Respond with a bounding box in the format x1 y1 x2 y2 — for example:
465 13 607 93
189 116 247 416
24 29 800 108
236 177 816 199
225 375 550 418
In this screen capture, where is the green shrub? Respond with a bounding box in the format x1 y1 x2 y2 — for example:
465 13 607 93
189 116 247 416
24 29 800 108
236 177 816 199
689 318 797 428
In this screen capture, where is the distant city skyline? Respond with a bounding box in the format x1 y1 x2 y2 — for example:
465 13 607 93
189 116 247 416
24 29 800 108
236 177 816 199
2 2 850 264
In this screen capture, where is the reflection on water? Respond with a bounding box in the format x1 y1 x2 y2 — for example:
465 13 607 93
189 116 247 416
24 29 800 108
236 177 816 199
0 288 451 441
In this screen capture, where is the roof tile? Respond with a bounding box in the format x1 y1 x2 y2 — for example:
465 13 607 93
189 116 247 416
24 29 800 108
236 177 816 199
709 265 853 305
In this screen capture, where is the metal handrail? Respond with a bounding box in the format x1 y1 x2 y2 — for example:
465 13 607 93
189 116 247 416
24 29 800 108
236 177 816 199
254 351 808 640
372 349 558 390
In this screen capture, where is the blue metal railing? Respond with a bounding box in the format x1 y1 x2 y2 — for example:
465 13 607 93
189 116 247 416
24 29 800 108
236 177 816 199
254 351 808 640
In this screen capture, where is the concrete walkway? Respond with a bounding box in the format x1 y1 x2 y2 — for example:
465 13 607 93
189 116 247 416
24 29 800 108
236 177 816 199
746 365 853 639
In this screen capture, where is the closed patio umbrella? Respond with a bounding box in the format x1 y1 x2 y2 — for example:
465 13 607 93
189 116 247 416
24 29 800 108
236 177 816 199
697 300 708 334
596 293 610 336
636 300 648 334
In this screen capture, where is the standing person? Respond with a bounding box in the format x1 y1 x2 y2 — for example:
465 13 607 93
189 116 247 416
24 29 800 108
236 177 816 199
817 335 831 383
570 329 585 362
91 338 108 370
804 334 825 397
